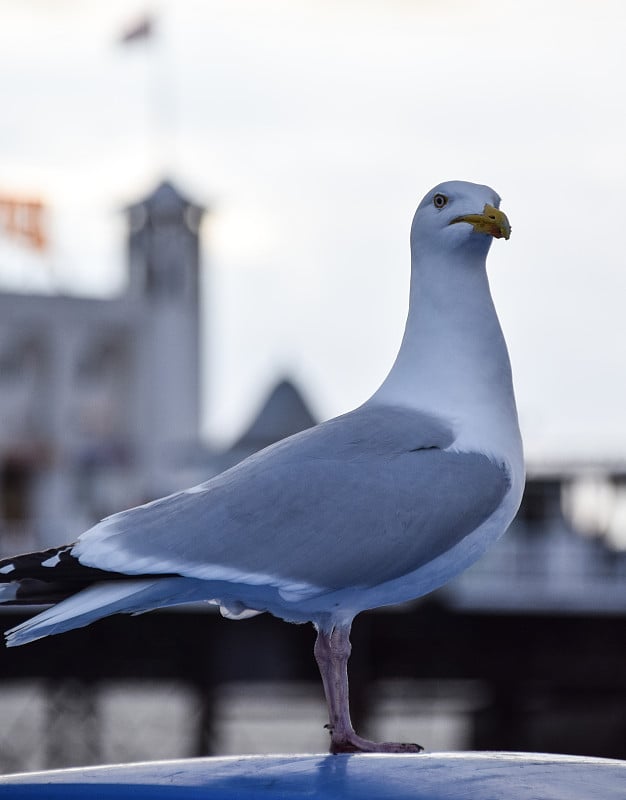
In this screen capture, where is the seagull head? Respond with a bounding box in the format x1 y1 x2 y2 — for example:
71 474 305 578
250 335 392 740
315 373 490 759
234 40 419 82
410 180 511 262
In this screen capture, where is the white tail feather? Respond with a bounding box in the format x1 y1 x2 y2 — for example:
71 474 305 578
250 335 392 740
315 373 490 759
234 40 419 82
5 579 162 647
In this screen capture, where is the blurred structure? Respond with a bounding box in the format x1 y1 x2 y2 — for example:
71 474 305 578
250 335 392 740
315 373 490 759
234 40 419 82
0 181 206 556
219 379 316 471
0 180 625 770
445 466 626 614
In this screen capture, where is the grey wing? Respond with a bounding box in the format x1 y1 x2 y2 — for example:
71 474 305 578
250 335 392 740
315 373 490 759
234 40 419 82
73 405 510 593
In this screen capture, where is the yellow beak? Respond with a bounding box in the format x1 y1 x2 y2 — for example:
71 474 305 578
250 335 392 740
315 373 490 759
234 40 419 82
450 203 511 240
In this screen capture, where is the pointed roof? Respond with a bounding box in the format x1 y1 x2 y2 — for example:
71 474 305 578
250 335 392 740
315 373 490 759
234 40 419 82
230 379 317 453
126 179 205 228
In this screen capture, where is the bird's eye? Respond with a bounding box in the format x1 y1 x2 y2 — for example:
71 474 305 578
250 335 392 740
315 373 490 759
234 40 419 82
433 193 448 209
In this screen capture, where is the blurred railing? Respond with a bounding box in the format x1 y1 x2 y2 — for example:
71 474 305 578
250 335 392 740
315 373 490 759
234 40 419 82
445 520 626 614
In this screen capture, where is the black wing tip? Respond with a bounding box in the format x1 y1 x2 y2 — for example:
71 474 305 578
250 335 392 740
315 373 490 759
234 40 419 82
0 544 128 584
1 544 75 582
0 544 181 605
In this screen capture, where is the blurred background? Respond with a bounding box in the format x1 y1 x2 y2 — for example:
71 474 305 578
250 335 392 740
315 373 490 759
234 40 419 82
1 0 625 772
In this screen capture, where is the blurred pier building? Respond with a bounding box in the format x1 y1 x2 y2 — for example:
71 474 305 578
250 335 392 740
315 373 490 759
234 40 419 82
0 182 205 556
0 181 625 769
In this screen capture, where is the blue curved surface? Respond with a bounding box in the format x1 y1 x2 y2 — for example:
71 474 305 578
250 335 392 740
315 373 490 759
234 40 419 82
0 753 624 799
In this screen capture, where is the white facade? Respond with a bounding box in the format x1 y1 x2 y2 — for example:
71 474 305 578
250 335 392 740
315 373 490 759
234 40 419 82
0 181 205 554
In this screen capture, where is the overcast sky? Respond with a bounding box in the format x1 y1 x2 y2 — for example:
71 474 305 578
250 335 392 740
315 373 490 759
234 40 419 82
1 0 626 462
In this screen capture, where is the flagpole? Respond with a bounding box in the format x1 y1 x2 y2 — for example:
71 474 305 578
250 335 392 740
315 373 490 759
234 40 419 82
118 9 176 177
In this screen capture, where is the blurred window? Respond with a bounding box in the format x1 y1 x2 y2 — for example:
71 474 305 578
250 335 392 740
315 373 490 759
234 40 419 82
0 457 32 524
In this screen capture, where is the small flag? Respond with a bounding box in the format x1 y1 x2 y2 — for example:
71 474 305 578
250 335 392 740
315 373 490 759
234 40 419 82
119 14 154 45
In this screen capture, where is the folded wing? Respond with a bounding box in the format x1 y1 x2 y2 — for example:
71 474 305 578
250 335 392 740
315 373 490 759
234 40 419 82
73 405 510 595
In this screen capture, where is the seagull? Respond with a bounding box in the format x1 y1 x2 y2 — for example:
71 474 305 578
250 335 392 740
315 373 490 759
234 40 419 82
0 180 524 754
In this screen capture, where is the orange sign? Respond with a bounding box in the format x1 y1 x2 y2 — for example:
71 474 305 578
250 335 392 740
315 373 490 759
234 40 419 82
0 195 47 251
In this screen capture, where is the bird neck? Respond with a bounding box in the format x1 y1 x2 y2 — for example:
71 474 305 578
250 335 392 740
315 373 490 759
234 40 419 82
370 247 522 459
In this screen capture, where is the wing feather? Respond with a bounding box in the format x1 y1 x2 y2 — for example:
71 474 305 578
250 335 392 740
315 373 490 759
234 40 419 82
73 405 509 592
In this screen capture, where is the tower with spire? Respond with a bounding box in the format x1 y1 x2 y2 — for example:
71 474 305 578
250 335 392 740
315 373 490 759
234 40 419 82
126 181 206 492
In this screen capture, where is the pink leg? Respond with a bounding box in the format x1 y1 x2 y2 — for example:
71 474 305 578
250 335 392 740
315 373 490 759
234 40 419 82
314 624 423 754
